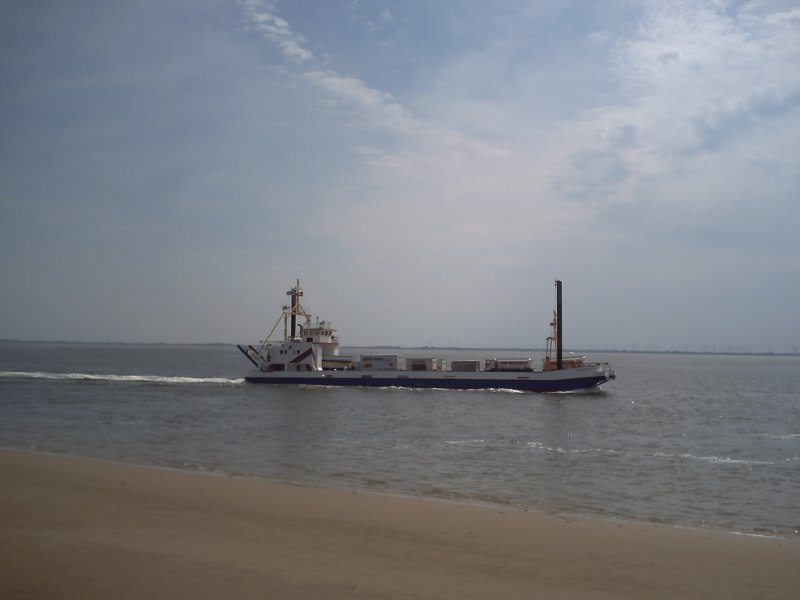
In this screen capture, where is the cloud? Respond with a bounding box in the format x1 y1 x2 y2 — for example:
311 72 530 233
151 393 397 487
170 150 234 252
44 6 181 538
588 30 613 48
689 89 800 153
241 2 429 140
544 0 800 205
237 0 800 275
362 8 395 33
304 70 419 136
242 0 313 61
763 7 800 26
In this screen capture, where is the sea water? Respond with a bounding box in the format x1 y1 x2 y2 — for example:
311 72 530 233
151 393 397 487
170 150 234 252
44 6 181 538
1 342 798 540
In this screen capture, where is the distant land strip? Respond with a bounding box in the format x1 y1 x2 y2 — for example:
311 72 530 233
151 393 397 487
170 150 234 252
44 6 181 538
1 339 798 357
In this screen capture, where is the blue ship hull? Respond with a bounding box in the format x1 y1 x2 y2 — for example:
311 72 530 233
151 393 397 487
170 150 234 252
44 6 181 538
243 373 611 393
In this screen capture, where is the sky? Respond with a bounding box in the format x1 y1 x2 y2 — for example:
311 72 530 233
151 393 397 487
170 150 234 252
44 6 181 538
1 0 799 352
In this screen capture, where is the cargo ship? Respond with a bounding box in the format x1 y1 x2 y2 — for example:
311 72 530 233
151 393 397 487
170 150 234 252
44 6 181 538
238 280 615 392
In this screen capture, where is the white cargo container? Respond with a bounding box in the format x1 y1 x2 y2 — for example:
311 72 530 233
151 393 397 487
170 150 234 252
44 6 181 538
450 360 481 372
359 354 405 371
407 357 443 372
485 358 533 372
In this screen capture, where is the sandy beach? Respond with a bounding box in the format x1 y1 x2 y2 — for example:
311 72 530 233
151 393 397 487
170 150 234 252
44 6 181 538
1 449 797 599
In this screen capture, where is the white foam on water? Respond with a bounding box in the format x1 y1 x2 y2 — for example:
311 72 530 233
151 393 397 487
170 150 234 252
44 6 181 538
0 371 243 386
651 451 774 466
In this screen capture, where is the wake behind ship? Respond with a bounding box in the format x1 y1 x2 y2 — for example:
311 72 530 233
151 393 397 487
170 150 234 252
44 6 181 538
238 280 615 392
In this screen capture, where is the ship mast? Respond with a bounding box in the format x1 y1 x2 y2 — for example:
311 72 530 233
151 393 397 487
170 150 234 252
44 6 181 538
556 279 563 370
545 279 563 371
284 279 312 341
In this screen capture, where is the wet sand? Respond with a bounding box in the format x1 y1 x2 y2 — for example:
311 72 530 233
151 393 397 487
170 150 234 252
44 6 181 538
1 449 798 599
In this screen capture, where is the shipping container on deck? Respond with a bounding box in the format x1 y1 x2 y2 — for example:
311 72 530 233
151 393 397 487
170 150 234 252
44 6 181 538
358 354 405 371
485 358 534 372
407 358 444 371
450 360 481 372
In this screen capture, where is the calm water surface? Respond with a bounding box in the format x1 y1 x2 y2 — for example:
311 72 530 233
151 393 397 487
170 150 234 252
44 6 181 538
1 342 798 540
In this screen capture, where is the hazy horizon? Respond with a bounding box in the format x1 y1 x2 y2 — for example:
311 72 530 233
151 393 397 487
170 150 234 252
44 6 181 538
2 337 795 357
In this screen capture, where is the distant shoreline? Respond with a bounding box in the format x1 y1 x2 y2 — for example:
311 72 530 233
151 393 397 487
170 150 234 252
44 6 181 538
1 339 798 357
